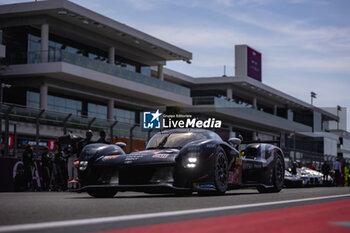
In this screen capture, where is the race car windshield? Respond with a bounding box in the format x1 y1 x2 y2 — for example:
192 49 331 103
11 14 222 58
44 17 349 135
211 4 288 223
146 132 208 149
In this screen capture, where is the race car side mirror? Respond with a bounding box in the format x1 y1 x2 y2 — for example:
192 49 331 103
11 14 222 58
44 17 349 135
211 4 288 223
228 137 241 146
116 142 126 148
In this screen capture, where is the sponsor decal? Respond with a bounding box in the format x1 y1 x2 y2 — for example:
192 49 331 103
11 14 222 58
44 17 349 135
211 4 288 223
142 109 222 130
124 153 144 163
152 154 168 159
103 155 120 160
196 182 216 190
205 144 216 148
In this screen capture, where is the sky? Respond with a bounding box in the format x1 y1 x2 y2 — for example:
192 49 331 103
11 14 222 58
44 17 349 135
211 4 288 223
1 0 350 130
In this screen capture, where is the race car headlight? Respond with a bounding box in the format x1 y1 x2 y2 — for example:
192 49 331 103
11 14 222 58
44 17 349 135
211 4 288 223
183 152 200 168
79 161 88 171
188 157 198 163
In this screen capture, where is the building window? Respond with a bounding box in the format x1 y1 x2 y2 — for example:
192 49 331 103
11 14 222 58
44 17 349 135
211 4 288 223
26 91 40 108
88 103 107 119
28 34 41 53
140 66 151 77
26 91 82 115
0 30 3 44
27 34 41 63
114 108 135 124
47 95 82 115
27 33 63 63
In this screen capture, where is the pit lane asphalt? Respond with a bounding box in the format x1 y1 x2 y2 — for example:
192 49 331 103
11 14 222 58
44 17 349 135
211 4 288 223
0 187 349 233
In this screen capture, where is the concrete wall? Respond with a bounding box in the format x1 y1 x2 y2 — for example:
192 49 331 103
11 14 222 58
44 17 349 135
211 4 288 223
323 107 347 131
0 44 5 58
324 136 338 156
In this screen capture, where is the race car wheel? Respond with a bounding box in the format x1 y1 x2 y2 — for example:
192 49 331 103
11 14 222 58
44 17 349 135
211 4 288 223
214 147 228 195
87 189 117 198
257 155 284 193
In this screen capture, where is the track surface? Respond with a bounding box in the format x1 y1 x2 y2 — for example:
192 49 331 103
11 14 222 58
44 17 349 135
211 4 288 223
0 187 349 233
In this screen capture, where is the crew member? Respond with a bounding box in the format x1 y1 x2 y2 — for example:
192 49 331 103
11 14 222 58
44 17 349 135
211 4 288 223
22 144 34 191
78 130 94 155
333 158 342 186
97 130 109 144
41 146 52 191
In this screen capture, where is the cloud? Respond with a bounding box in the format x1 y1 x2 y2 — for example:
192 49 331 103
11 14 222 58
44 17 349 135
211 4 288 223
288 0 330 5
144 25 291 50
142 25 350 74
265 55 350 73
215 0 274 7
122 0 157 10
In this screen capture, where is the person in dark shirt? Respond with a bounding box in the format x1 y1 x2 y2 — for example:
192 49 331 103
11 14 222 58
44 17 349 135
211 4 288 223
78 130 94 156
321 161 330 182
333 158 342 186
291 162 297 175
52 149 65 191
22 144 34 190
41 146 52 191
97 130 109 144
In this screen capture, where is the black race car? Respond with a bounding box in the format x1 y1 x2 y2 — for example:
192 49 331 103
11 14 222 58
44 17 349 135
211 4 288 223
74 129 285 197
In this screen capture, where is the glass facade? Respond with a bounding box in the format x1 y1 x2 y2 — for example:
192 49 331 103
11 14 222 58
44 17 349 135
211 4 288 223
27 34 41 63
27 91 136 122
47 95 82 115
27 34 63 63
26 91 40 109
27 34 40 52
140 66 151 77
26 91 82 115
24 30 150 76
88 103 107 119
114 108 135 124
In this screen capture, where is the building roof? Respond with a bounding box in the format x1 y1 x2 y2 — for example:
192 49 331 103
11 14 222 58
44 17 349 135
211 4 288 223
160 68 339 121
0 0 192 63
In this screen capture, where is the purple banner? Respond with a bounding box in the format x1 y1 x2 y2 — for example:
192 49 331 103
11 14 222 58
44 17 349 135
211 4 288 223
247 46 262 82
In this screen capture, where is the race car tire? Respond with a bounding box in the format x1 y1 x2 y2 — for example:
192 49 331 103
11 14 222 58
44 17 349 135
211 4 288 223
87 189 117 198
257 155 284 193
214 146 228 195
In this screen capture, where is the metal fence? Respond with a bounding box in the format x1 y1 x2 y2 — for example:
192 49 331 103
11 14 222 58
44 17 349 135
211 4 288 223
0 103 157 157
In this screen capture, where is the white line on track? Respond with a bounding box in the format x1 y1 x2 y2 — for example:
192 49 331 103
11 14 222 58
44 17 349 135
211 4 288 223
1 193 350 232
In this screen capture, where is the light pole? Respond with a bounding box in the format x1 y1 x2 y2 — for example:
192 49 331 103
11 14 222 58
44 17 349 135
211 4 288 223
0 83 12 151
310 91 316 105
337 105 341 130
